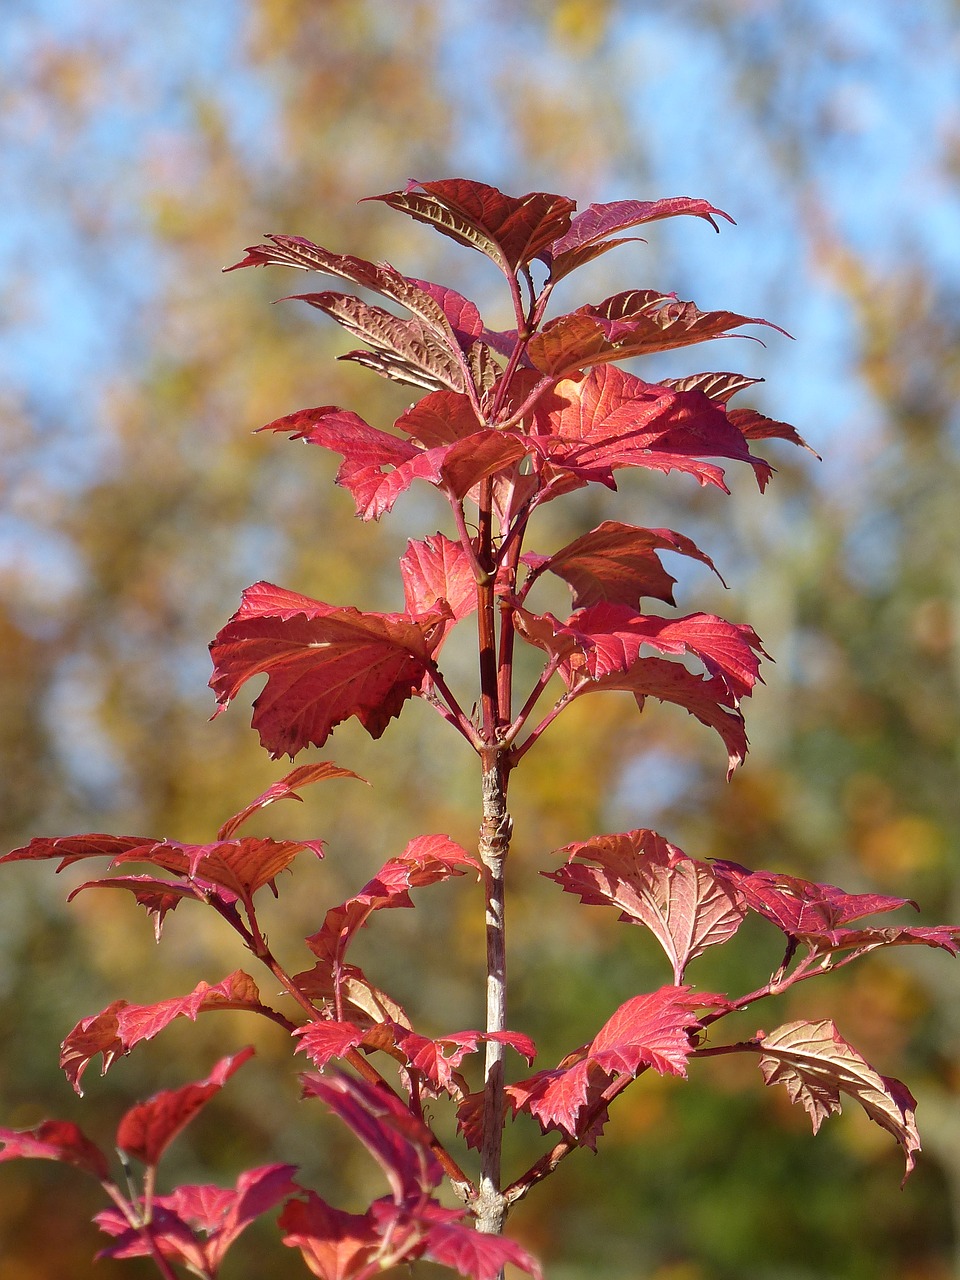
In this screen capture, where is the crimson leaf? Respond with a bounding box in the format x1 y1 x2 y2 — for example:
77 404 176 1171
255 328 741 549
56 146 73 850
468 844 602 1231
209 581 445 757
369 178 576 275
546 829 746 981
542 195 734 282
753 1019 920 1182
0 1119 110 1181
522 520 724 610
61 971 268 1094
218 761 368 840
116 1047 254 1167
279 1192 380 1280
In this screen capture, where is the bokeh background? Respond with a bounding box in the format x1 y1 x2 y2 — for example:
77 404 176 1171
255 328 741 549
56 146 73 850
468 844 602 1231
2 1 960 1277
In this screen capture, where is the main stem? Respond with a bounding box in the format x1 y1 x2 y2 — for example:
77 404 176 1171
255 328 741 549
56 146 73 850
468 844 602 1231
476 752 511 1236
474 478 512 1236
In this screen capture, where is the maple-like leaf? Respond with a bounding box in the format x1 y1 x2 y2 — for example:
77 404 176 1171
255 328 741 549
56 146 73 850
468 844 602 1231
530 364 773 493
522 520 724 610
224 235 463 349
218 761 368 840
305 833 479 967
567 656 751 778
547 603 767 705
546 829 746 982
528 293 789 379
263 404 529 520
507 986 702 1144
61 971 267 1094
287 291 468 393
399 533 477 629
293 1020 367 1069
413 1205 544 1280
96 1163 299 1277
754 1019 921 1182
302 1071 443 1203
803 924 960 959
209 582 446 757
67 873 197 938
116 1047 255 1167
541 195 734 282
370 178 576 275
711 861 917 937
279 1192 380 1280
389 1027 536 1095
0 1119 110 1181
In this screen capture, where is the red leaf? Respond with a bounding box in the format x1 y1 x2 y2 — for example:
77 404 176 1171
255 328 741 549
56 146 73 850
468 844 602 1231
96 1164 299 1275
546 829 746 981
218 762 368 840
209 582 442 758
369 178 576 274
108 836 324 902
726 406 819 456
711 861 917 937
754 1020 921 1182
420 1213 543 1280
660 370 763 403
301 1071 442 1202
1 833 164 871
543 196 734 282
262 406 419 520
293 1020 366 1069
523 520 724 610
67 873 196 938
508 986 702 1145
279 1192 379 1280
530 365 772 493
528 293 789 378
390 1027 536 1094
61 972 266 1094
406 278 484 348
305 834 478 966
552 604 767 704
224 235 462 347
568 656 750 778
804 924 960 958
395 389 484 447
399 533 477 627
116 1047 254 1166
288 291 467 393
0 1119 110 1180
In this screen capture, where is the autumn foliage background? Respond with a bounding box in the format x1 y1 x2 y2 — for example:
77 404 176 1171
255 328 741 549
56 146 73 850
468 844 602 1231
3 3 960 1278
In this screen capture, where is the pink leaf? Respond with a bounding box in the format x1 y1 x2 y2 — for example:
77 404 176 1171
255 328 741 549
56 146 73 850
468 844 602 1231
288 291 468 393
523 520 724 610
293 1021 366 1069
279 1192 380 1280
209 582 443 758
399 533 477 626
530 365 772 492
711 861 917 937
0 1119 110 1181
369 178 576 274
107 836 324 902
754 1020 921 1182
301 1071 442 1202
67 873 196 938
546 829 746 981
508 986 702 1143
61 972 266 1094
395 388 484 447
218 761 368 840
116 1047 254 1167
543 195 734 282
